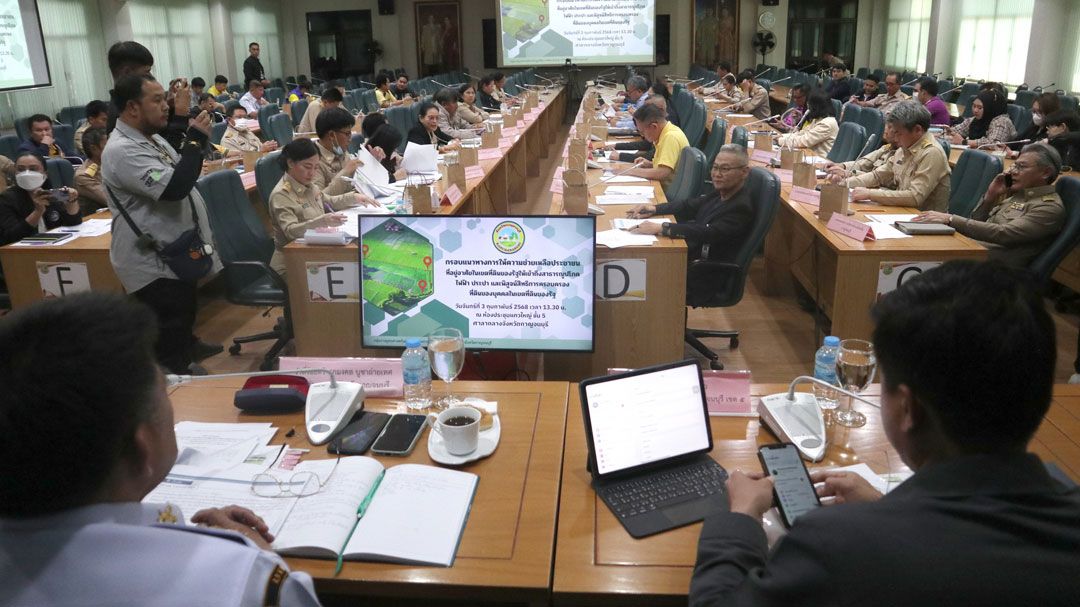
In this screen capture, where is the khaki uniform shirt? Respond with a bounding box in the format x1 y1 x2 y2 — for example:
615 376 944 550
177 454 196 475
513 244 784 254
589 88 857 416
736 84 770 120
437 104 479 140
840 144 898 177
952 184 1065 267
865 91 909 117
0 154 12 189
269 174 357 274
74 161 107 215
457 102 488 125
219 125 263 153
777 117 838 158
312 140 352 197
74 121 91 156
298 99 324 135
845 132 951 211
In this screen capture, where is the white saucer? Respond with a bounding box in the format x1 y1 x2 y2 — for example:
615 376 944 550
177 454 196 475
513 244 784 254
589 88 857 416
427 415 500 466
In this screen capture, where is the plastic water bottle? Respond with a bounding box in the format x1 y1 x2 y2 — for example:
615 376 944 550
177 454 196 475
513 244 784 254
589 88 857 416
812 336 841 411
401 338 432 409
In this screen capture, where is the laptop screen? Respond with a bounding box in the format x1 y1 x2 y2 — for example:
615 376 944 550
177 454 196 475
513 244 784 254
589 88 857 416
583 361 711 476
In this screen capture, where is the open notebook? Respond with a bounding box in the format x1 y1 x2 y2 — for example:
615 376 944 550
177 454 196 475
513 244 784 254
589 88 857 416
271 457 478 567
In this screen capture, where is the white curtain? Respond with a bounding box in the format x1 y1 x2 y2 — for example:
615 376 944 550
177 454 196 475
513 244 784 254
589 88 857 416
884 0 931 73
129 0 214 85
230 0 283 81
1 0 109 128
952 0 1033 86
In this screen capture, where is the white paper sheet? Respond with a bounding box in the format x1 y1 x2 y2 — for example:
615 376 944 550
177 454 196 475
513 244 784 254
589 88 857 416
604 185 655 198
866 213 918 224
868 222 912 240
594 194 650 206
612 218 667 230
601 175 650 184
595 229 657 248
402 141 438 174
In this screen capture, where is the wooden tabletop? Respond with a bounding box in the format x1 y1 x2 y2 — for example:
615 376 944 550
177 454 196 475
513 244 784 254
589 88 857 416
553 382 1080 605
168 378 570 603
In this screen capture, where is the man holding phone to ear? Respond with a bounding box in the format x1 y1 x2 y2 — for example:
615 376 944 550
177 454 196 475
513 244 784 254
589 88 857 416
690 260 1080 606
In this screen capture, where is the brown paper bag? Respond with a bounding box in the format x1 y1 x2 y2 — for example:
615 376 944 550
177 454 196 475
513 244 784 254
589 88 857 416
818 183 849 223
753 131 773 154
459 146 479 166
481 127 500 148
792 162 817 189
504 111 518 128
780 148 804 170
407 183 434 214
444 163 466 191
242 150 263 173
590 122 608 139
562 169 589 215
567 138 588 169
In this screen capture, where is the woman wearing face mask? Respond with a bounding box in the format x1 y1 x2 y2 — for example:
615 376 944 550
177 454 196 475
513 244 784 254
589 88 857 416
312 106 362 196
1043 110 1080 169
947 89 1017 149
1009 92 1061 156
0 151 81 246
268 138 377 275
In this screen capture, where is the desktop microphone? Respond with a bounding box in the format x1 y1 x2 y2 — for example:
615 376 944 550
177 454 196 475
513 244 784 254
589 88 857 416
770 76 792 85
1034 82 1056 92
753 68 771 79
939 84 963 97
976 138 1030 150
432 80 452 88
902 77 921 87
358 79 378 88
740 114 782 128
588 162 646 186
759 375 882 461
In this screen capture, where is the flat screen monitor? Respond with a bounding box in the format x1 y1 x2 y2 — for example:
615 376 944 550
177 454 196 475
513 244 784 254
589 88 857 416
496 0 656 67
0 0 51 93
359 215 595 352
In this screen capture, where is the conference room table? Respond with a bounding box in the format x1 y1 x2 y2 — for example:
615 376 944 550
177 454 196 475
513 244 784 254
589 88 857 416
0 171 261 308
166 378 1080 606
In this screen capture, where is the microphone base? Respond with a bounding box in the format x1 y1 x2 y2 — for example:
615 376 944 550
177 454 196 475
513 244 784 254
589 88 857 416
306 381 365 445
759 392 827 461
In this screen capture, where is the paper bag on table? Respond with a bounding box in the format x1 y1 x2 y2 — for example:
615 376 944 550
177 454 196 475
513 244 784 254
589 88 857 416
567 138 588 171
780 148 804 170
481 125 500 148
818 183 849 223
459 146 479 166
242 150 263 173
562 169 589 215
792 162 817 189
444 162 466 192
753 131 773 153
407 183 435 214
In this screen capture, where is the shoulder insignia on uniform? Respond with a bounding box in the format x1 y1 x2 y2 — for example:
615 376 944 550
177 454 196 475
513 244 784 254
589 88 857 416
263 565 289 607
1010 202 1026 211
282 180 292 193
84 163 98 177
157 504 180 524
1043 195 1057 202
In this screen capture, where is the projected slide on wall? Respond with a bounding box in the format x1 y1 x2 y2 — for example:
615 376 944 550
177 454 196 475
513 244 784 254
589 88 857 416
498 0 655 67
0 0 50 92
360 216 595 352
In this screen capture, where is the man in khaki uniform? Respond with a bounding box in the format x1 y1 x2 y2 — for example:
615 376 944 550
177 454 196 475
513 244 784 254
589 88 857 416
312 107 360 197
825 123 899 180
220 106 276 154
298 86 344 135
846 100 950 211
74 126 107 214
733 70 770 120
859 72 909 117
0 154 12 190
914 143 1066 267
74 100 109 157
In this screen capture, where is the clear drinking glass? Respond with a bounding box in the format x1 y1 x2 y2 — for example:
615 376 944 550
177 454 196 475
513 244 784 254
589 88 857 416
834 339 876 428
428 327 465 408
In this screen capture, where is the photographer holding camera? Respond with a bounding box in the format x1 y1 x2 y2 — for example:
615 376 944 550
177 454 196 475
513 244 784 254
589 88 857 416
0 150 81 245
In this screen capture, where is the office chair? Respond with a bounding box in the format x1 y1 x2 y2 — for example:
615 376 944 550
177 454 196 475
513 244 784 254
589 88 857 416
730 126 748 149
349 133 366 155
45 158 74 188
1008 104 1032 137
685 167 781 369
264 87 285 104
682 99 707 148
830 98 843 118
268 113 294 147
57 106 86 127
1014 90 1037 109
255 150 283 206
825 122 868 163
224 99 241 117
0 135 20 160
51 124 76 158
290 99 309 129
257 104 281 136
949 149 1003 218
855 107 885 147
672 88 695 129
195 169 292 370
840 103 862 125
857 134 879 159
385 105 416 153
1030 176 1080 287
936 137 951 160
210 121 228 146
361 89 380 114
664 146 707 202
698 118 728 195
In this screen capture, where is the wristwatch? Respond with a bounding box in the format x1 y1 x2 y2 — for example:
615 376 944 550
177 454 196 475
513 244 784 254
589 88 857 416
661 222 672 237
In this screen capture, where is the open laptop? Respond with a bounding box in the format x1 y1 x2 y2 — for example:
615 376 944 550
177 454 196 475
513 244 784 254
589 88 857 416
580 360 729 538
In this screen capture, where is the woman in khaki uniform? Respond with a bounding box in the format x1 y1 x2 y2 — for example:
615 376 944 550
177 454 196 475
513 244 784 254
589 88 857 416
269 138 377 275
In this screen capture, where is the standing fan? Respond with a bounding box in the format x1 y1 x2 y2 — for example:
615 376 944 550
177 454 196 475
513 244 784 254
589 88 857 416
752 31 776 66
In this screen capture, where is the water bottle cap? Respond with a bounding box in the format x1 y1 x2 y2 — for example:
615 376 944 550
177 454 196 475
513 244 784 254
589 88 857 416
404 338 421 348
823 336 840 347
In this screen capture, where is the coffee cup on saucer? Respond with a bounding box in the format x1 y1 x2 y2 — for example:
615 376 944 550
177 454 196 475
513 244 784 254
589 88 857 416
432 406 481 455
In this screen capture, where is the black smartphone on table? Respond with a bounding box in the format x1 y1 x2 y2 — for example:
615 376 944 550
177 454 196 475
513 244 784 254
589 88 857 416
758 443 821 527
370 413 428 456
328 411 391 456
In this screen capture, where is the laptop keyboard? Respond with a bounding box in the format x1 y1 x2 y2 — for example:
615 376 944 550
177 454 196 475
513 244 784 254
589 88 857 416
599 460 728 519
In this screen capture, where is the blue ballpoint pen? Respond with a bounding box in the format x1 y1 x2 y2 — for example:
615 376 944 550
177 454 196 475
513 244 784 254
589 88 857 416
334 470 385 575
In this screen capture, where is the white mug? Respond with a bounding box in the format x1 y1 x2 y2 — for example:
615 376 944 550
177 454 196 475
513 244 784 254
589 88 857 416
432 406 480 455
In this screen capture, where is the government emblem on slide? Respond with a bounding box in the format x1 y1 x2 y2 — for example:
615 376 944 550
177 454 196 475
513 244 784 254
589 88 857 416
492 221 525 254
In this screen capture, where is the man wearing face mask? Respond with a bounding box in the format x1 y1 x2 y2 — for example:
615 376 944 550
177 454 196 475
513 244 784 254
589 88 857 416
220 105 277 155
0 151 81 246
311 107 361 196
102 73 222 375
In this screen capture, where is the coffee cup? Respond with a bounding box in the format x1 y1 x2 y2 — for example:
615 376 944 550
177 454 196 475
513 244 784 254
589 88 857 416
432 406 481 455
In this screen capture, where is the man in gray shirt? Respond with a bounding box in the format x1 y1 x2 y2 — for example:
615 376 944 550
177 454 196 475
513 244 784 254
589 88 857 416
102 73 221 375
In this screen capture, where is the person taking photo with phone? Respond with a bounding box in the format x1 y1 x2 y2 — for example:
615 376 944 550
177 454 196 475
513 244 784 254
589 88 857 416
0 150 81 245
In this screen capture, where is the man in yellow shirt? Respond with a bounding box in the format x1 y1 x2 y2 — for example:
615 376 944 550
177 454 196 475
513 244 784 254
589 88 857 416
626 103 689 190
207 75 229 98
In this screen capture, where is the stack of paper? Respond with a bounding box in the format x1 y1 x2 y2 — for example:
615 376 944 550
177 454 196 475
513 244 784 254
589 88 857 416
612 218 666 230
605 185 655 198
594 194 649 206
595 229 657 248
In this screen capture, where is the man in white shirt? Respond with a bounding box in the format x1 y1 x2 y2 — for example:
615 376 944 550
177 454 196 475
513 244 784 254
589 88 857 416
239 79 269 118
0 292 322 606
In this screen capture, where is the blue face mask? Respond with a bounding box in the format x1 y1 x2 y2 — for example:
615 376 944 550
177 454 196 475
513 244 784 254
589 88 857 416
333 145 344 156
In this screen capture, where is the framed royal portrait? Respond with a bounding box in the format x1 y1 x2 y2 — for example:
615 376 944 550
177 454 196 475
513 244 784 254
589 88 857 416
691 0 739 68
415 1 462 78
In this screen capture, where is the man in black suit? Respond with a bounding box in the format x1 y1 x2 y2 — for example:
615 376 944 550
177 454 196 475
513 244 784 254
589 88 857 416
243 42 268 88
689 260 1080 606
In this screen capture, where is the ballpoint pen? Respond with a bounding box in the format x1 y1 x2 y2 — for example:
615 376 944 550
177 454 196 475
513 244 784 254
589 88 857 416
334 469 385 575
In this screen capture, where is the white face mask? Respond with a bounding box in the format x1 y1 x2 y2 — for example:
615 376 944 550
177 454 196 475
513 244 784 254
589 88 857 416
332 145 344 156
1033 112 1044 126
15 170 45 191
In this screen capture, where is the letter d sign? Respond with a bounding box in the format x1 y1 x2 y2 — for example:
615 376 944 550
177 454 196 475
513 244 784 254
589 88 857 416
597 259 646 301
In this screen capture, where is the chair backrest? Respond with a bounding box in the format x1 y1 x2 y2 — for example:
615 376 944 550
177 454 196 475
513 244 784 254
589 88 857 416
948 149 1004 217
349 133 366 154
52 124 75 156
210 121 228 146
45 158 74 188
840 102 862 124
871 69 886 82
855 106 885 146
361 89 380 114
825 122 868 162
687 167 781 308
830 98 843 118
730 125 748 149
254 150 283 206
264 87 285 104
855 67 869 78
857 133 880 158
936 136 950 160
682 99 707 148
701 118 728 168
57 106 86 127
268 112 294 147
1008 104 1032 137
663 145 706 202
257 103 281 135
1059 94 1079 112
227 84 243 95
224 99 241 117
1030 176 1080 284
756 78 771 92
385 105 416 153
1014 89 1037 109
672 88 694 128
0 134 18 160
15 116 32 141
290 99 309 128
938 79 957 102
848 77 863 97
